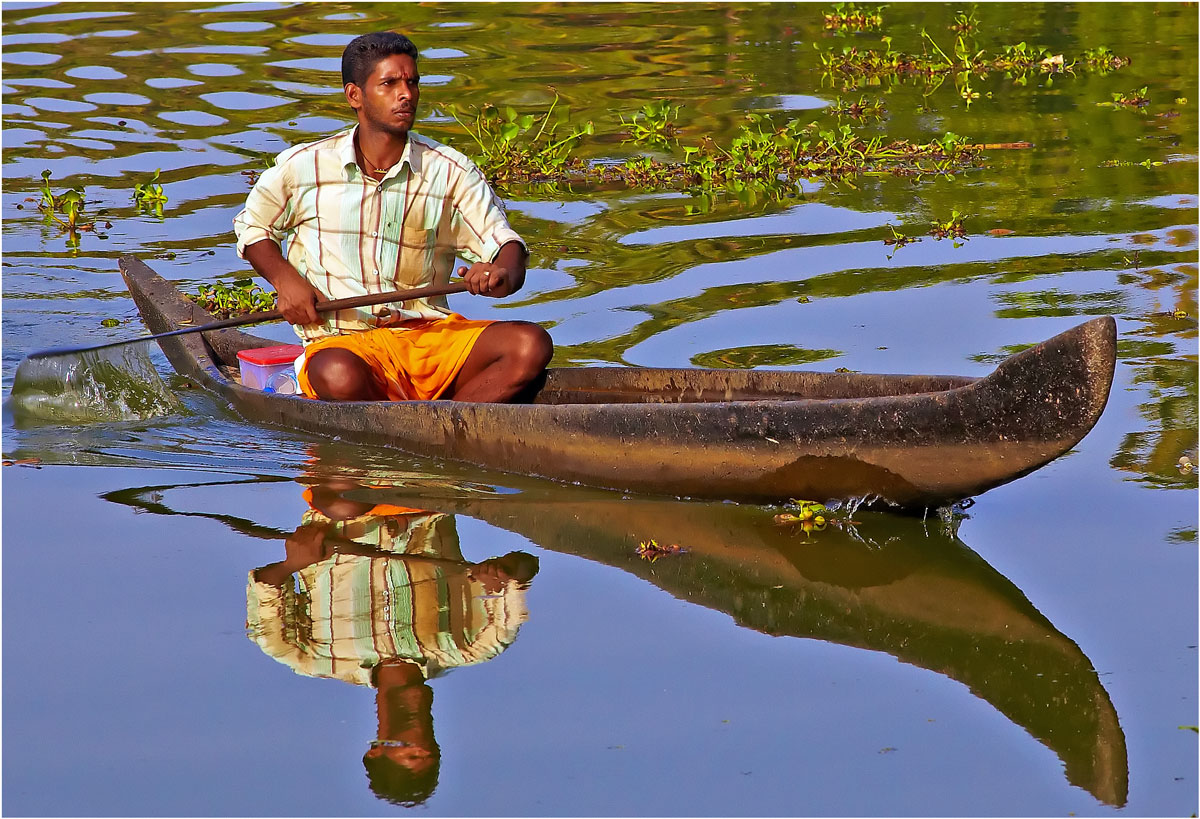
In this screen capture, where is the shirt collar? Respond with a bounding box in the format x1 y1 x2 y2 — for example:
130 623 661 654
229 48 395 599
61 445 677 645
341 124 421 181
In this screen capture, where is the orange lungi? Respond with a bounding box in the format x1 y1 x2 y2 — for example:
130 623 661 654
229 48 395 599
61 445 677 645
296 313 493 401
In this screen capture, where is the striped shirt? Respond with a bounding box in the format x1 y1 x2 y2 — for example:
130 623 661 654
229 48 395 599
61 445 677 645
246 510 530 686
233 125 524 342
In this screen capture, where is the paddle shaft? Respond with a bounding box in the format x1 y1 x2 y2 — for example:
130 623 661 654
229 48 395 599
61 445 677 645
26 281 472 360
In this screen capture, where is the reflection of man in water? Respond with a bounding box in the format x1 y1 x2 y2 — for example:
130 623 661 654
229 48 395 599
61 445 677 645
247 480 538 806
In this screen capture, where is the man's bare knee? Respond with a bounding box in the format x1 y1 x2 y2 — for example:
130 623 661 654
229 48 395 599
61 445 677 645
505 322 553 378
307 348 381 401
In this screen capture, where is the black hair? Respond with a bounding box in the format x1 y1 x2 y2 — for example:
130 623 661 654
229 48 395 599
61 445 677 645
362 748 441 807
341 31 419 87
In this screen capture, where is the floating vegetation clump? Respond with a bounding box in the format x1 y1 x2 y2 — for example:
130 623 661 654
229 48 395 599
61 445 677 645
884 225 922 258
185 278 276 319
132 169 168 214
929 210 969 244
822 3 884 32
29 170 109 249
818 31 1131 93
635 539 687 563
1101 86 1151 109
242 154 276 186
448 94 594 185
619 99 681 148
1082 45 1133 74
830 95 886 121
1099 157 1165 168
774 499 864 538
463 107 982 199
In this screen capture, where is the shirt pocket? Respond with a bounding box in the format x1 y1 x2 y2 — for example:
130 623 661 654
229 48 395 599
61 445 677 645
394 227 434 288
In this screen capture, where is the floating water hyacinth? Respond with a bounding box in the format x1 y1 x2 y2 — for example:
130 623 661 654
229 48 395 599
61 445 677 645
636 539 686 563
9 343 183 425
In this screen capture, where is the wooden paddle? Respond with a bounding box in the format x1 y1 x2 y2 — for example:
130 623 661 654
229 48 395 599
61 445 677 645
24 281 471 360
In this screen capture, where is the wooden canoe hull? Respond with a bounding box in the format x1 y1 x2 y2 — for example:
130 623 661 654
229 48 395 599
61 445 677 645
118 254 1117 507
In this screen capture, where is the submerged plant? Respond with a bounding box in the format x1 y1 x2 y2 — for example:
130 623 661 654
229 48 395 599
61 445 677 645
186 278 277 319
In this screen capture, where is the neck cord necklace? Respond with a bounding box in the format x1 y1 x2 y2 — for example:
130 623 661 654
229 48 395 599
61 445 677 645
359 146 392 176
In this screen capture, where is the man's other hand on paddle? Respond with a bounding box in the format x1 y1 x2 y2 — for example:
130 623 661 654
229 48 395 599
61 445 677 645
459 240 527 298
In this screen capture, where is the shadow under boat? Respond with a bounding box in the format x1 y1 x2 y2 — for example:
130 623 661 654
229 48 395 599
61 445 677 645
103 473 1127 807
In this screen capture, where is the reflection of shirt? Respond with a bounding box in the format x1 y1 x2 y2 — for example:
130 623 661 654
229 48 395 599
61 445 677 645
232 125 524 341
246 512 529 686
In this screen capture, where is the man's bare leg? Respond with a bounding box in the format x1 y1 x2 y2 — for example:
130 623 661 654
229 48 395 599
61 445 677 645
306 347 386 401
445 321 553 403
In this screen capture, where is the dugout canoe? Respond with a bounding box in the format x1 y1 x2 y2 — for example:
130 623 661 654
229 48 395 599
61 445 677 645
118 254 1117 508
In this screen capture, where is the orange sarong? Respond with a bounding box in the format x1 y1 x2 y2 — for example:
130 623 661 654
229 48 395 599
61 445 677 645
296 313 493 401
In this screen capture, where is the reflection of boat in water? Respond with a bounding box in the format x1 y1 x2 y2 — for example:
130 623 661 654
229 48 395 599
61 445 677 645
103 475 1127 806
359 483 1128 807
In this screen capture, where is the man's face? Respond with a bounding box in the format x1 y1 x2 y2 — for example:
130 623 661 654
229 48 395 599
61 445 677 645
347 53 420 137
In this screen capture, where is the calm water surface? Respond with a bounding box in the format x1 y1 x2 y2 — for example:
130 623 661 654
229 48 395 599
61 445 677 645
2 2 1196 816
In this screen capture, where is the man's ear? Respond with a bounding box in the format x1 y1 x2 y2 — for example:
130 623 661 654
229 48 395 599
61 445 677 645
345 82 362 110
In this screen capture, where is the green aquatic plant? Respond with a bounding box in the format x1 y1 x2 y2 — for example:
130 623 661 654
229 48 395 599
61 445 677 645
949 6 980 33
883 224 921 259
186 278 277 319
1082 45 1132 73
818 30 1124 95
930 210 969 245
635 538 687 563
31 170 108 250
619 99 681 147
35 170 85 224
132 169 168 213
1102 86 1150 108
242 153 277 186
448 99 982 202
448 93 594 182
1100 157 1165 168
774 499 863 539
830 95 885 121
822 3 884 32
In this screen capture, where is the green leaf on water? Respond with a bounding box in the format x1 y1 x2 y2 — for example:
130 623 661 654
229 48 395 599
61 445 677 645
100 318 120 327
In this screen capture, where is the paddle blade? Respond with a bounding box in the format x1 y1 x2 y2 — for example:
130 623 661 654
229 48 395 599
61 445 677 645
8 343 184 425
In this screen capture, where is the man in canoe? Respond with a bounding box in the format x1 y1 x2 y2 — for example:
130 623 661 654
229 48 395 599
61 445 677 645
233 31 552 402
